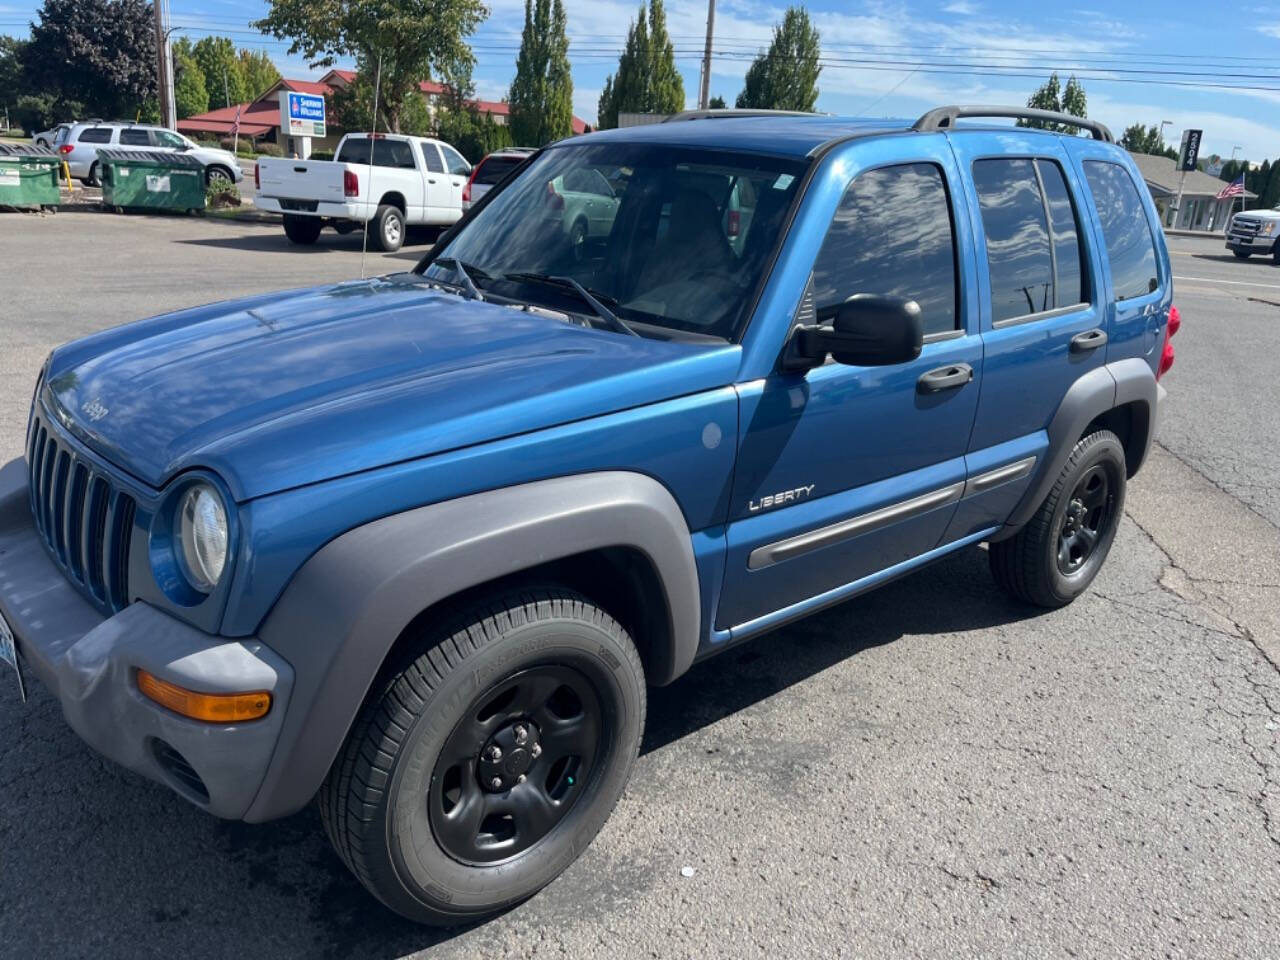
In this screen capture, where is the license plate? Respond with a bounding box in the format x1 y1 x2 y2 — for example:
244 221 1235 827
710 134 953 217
0 609 26 703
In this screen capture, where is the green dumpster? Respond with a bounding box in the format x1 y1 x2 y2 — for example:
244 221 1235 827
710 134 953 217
0 143 61 208
98 149 206 213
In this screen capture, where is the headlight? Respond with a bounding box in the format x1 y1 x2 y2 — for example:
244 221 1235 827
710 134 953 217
1263 222 1276 236
177 483 228 592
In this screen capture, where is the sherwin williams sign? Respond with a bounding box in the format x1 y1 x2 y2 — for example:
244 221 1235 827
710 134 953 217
279 91 326 138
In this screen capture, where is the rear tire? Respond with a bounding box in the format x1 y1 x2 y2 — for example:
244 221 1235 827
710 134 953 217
1233 249 1252 260
989 430 1126 608
283 214 322 245
320 587 645 926
86 162 101 188
373 204 405 252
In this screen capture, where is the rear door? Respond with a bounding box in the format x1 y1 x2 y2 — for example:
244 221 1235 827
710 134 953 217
419 141 451 221
941 132 1106 542
1067 144 1170 366
718 137 984 631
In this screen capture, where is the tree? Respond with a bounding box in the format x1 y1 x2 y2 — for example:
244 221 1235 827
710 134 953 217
508 0 573 146
735 6 821 112
238 49 281 100
332 60 432 134
255 0 488 133
1017 73 1087 132
0 36 24 117
173 48 209 118
193 37 249 109
708 94 726 109
1120 123 1175 158
596 0 684 128
21 0 156 120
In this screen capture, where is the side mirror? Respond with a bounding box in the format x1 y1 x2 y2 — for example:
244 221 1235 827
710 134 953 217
785 294 925 370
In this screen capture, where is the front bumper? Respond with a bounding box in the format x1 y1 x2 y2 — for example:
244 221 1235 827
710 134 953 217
0 458 294 819
1225 235 1275 252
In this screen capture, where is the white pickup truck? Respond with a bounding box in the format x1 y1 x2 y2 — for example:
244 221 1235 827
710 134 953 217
255 133 473 252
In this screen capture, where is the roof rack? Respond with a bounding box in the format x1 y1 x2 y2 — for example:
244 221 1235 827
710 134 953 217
663 108 819 123
912 105 1114 143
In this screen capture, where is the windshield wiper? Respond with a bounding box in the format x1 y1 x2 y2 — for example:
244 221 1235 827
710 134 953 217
433 257 487 301
504 272 639 337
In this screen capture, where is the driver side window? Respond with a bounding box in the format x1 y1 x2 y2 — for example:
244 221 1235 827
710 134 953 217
809 162 959 337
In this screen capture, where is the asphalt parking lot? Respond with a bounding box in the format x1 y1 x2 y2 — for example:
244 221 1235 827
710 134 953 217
1 213 1278 958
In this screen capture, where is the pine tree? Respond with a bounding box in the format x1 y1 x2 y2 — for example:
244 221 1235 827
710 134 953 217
735 6 821 111
193 36 249 109
238 49 280 100
596 0 684 128
708 94 726 109
508 0 573 147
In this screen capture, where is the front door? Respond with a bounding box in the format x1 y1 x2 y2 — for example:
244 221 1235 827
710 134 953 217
717 139 984 631
439 143 472 223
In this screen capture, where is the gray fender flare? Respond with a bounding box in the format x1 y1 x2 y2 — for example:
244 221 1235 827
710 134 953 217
1000 357 1157 534
244 471 700 822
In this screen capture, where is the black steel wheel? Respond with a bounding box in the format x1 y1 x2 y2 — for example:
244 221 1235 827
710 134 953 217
990 429 1126 608
430 664 603 865
1055 463 1114 575
320 588 644 926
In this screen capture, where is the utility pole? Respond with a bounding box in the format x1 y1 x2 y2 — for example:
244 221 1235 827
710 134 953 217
698 0 715 110
152 0 176 129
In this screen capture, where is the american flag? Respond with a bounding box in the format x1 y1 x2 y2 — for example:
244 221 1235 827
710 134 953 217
1216 174 1245 200
230 103 242 137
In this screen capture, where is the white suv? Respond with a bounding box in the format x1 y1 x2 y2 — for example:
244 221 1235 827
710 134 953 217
56 122 243 188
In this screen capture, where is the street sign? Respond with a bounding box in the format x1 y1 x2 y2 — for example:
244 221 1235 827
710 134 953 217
279 91 326 138
1178 129 1202 172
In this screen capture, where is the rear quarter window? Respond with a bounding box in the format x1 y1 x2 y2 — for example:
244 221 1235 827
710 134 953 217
1082 160 1160 301
77 127 113 144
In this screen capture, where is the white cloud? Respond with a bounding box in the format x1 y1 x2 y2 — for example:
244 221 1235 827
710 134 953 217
941 1 979 14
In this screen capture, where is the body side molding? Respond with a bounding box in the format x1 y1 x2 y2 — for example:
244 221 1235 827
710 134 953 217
245 471 700 822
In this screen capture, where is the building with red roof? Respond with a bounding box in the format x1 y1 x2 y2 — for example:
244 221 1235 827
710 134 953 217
177 69 589 154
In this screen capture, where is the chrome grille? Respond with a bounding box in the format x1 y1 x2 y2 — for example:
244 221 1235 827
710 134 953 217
1229 217 1261 239
27 415 136 613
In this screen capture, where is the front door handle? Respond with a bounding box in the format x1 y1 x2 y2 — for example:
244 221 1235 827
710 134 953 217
917 362 974 393
1070 328 1108 353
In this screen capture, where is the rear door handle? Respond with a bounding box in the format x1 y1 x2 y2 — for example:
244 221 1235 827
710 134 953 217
917 363 973 393
1070 328 1108 353
428 178 438 184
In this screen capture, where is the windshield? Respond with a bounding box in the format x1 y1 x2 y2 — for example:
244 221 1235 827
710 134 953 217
418 142 807 340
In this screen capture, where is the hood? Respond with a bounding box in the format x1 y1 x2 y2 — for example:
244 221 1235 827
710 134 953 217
43 277 742 500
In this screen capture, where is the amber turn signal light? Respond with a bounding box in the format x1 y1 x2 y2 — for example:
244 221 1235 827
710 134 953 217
136 670 271 723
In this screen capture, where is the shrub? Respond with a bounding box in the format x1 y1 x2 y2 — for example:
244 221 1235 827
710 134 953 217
205 180 241 208
308 150 333 161
254 142 284 158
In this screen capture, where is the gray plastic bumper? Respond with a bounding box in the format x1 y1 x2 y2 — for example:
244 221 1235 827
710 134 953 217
0 458 294 819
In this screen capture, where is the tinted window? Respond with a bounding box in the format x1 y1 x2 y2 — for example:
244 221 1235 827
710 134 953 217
474 155 523 185
973 158 1054 321
441 143 471 176
118 128 149 146
78 127 113 144
154 130 186 149
1084 161 1159 301
421 143 444 172
1036 159 1085 307
810 162 958 337
336 138 417 169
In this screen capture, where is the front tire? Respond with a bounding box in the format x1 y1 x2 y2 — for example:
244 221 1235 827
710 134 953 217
989 430 1126 608
283 214 322 245
320 588 645 926
373 204 405 252
1233 249 1252 260
205 164 233 187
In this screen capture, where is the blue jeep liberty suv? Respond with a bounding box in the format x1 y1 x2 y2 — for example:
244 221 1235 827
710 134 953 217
0 106 1177 924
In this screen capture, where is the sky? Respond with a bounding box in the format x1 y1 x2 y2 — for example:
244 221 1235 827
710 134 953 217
3 0 1279 160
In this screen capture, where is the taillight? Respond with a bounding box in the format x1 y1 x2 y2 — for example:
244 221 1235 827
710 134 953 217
545 179 563 211
727 209 740 237
58 144 73 155
254 162 260 190
462 162 480 204
343 169 359 197
1157 304 1180 380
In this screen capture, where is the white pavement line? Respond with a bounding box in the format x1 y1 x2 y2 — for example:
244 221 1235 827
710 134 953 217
1173 275 1280 290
